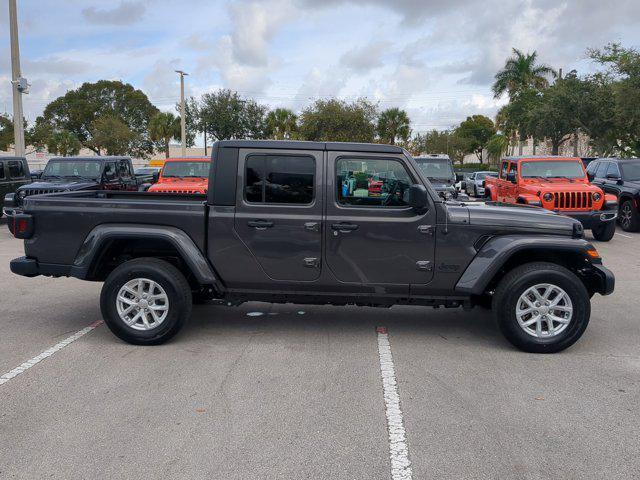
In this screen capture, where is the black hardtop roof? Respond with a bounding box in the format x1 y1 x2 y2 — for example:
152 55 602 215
596 157 640 162
216 139 404 154
49 156 131 162
502 155 581 162
0 156 26 161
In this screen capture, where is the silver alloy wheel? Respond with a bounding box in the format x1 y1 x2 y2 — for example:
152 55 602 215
515 283 573 338
620 203 632 229
116 278 169 331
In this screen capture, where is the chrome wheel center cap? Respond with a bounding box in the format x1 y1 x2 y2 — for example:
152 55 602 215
539 306 549 315
138 299 149 308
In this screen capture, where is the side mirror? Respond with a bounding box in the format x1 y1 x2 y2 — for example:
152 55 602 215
152 171 160 183
506 172 517 183
407 184 429 210
587 173 595 182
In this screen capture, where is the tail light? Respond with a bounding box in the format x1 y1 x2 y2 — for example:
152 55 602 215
8 213 34 239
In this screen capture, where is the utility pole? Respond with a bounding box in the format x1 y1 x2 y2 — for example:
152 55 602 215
175 70 188 157
9 0 26 157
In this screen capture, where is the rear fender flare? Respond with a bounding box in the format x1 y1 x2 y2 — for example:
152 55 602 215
70 224 219 287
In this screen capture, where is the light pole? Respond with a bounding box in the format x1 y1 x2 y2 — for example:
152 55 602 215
9 0 27 157
175 70 188 157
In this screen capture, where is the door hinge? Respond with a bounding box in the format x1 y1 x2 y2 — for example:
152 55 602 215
416 260 433 271
418 225 434 235
304 257 320 268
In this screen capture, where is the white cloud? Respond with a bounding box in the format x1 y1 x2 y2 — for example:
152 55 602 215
82 1 146 26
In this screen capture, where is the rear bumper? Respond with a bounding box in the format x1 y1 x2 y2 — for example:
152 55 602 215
562 210 617 229
10 256 70 278
592 264 615 296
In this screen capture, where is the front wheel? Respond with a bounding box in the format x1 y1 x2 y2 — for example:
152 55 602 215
100 258 192 345
493 262 591 353
591 220 616 241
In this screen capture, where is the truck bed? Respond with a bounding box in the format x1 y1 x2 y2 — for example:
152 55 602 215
20 191 207 265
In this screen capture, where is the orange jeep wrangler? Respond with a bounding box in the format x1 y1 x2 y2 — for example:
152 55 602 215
484 156 618 241
147 157 211 194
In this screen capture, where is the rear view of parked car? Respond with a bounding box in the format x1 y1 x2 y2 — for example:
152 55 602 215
466 171 497 197
587 158 640 232
0 157 30 216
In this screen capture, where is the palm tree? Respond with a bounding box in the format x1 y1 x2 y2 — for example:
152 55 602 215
377 108 411 145
149 112 180 158
266 108 298 140
486 133 509 165
492 48 555 100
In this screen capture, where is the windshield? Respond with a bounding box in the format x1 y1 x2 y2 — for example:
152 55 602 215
135 168 159 174
415 158 454 180
43 160 102 179
162 161 210 178
620 160 640 181
520 161 585 179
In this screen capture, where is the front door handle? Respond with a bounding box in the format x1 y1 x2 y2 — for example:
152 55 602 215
247 220 274 230
331 223 359 232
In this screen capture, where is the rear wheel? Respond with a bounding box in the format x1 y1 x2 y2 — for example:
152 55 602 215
619 200 640 232
493 262 590 353
591 220 616 241
100 258 192 345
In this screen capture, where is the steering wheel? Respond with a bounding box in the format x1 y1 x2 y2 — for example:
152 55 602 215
382 180 400 206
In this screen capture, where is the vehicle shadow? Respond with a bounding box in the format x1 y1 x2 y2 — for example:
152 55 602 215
178 302 510 351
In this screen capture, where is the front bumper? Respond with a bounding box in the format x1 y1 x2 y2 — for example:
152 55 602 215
592 264 615 296
561 210 617 229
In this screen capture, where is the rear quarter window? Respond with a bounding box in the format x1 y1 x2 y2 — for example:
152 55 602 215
8 160 25 179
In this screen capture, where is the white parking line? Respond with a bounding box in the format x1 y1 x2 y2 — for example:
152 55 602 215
0 320 103 387
376 326 412 480
615 232 633 239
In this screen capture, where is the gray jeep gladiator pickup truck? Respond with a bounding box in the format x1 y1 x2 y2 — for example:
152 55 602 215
4 140 614 352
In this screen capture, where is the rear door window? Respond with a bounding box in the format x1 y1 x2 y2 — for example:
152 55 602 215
500 161 509 179
8 160 25 179
245 154 315 204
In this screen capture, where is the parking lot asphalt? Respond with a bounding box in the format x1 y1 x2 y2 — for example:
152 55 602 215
0 225 638 479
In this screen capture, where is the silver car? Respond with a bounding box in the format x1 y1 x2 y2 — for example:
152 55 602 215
465 171 498 197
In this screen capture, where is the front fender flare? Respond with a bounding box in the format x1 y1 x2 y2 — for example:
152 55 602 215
455 235 594 296
70 224 219 286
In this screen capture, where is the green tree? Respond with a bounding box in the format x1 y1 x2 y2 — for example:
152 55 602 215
377 107 411 145
149 112 181 158
39 80 158 157
47 130 82 156
411 129 470 164
486 134 509 164
298 98 377 142
455 115 496 163
199 89 267 141
89 115 137 155
266 108 298 140
0 114 14 151
588 43 640 156
492 48 555 100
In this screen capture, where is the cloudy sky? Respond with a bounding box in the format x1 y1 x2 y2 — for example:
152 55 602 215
1 0 639 144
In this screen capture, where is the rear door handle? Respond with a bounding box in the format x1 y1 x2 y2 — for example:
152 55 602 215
247 220 274 230
331 223 359 232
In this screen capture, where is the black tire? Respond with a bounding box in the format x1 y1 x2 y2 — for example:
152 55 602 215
100 258 192 345
484 188 492 200
619 199 640 232
492 262 591 353
473 185 478 197
591 220 616 241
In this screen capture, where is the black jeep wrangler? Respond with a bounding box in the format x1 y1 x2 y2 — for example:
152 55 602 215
5 140 614 353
